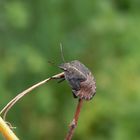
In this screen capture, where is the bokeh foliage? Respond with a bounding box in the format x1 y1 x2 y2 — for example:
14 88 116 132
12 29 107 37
0 0 140 140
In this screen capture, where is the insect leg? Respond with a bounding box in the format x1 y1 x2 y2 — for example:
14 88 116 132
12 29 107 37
57 78 65 83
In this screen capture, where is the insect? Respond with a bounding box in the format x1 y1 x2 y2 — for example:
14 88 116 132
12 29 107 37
59 60 96 100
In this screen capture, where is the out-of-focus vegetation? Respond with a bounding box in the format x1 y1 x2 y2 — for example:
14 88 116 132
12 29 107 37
0 0 140 140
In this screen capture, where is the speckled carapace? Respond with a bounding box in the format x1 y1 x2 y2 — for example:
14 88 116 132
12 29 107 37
59 60 96 100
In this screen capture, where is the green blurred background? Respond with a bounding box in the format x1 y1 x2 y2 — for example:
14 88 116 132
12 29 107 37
0 0 140 140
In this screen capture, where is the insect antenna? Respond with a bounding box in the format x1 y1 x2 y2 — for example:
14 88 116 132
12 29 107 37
47 60 57 67
60 43 66 63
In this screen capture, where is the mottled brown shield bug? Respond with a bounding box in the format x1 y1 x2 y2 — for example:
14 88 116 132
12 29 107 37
59 60 96 100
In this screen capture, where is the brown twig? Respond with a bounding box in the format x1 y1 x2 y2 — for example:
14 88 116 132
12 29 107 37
0 72 64 121
65 99 83 140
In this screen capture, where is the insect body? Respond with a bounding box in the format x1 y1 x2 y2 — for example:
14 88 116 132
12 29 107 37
59 60 96 100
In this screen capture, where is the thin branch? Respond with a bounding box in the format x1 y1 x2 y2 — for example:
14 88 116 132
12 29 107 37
0 116 19 140
65 99 83 140
0 72 64 120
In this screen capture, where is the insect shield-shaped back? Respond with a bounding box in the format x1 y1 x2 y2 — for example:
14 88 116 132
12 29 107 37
59 60 96 100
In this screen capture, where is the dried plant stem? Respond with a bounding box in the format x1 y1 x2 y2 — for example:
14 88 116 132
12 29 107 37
0 72 64 120
0 116 19 140
65 99 83 140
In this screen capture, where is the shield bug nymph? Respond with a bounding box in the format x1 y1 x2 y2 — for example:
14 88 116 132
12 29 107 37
59 60 96 100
